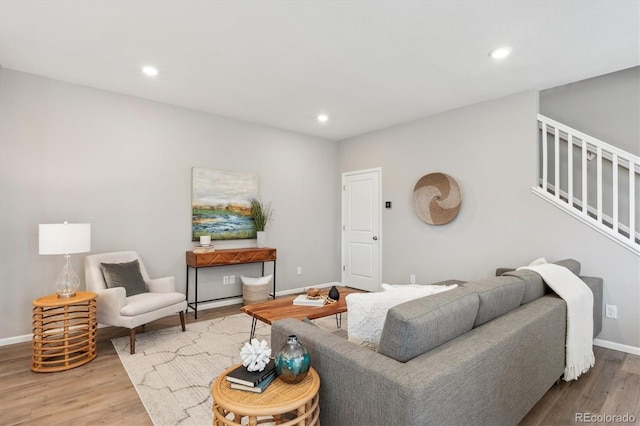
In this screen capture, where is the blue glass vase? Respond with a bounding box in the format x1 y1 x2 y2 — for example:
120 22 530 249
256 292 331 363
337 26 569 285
275 335 310 384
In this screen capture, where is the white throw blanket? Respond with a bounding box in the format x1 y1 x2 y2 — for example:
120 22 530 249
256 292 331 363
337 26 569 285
519 262 595 381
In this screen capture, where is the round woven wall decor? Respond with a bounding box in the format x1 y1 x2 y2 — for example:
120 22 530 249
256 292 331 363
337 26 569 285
412 173 462 225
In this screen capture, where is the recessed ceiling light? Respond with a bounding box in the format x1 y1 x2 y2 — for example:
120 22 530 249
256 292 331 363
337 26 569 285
489 47 512 60
317 114 329 123
142 66 159 76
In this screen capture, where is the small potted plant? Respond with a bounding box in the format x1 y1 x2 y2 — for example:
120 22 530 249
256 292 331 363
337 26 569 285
249 196 273 247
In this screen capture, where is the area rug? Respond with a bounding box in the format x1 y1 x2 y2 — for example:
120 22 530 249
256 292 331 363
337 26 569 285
112 313 345 426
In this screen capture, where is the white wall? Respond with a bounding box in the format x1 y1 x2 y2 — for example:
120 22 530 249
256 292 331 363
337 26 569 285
0 69 341 340
339 90 640 350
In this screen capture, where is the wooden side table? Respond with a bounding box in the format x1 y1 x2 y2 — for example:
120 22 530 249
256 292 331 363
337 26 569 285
211 364 320 426
31 291 97 372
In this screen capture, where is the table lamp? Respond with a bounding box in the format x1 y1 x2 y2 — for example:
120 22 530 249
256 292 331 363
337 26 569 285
39 222 91 298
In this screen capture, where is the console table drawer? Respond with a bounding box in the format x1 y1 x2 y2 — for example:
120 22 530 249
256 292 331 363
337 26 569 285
186 247 277 267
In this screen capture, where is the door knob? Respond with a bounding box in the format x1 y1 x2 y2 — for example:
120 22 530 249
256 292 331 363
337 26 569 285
373 236 378 240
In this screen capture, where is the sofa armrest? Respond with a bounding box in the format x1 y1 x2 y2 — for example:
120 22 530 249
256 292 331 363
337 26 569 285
147 276 176 293
580 276 603 337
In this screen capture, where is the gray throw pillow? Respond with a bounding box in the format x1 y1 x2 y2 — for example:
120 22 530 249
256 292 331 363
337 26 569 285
100 259 148 296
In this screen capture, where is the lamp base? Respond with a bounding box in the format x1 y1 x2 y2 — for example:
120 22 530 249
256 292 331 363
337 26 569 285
54 254 80 299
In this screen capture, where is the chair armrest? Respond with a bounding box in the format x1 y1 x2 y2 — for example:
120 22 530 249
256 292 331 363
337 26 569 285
94 287 127 326
96 287 127 309
147 276 176 293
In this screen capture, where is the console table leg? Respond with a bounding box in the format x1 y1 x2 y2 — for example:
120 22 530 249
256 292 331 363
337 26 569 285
272 260 277 299
185 266 189 314
194 269 199 319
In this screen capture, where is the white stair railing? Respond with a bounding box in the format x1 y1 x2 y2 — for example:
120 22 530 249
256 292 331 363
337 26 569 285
534 114 640 256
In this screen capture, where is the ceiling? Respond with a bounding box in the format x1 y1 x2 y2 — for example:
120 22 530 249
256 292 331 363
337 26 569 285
1 1 638 141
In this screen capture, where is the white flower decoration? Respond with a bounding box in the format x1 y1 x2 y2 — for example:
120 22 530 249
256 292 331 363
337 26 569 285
240 338 272 372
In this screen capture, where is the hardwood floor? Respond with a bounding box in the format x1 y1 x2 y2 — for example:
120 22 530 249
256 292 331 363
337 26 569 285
1 304 638 425
520 346 640 425
0 305 239 426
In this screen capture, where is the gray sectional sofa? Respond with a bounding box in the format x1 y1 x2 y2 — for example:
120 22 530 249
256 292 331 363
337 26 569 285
271 259 603 426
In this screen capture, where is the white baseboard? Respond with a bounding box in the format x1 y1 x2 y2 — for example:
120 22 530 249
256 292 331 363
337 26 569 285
5 300 638 357
273 281 342 296
192 282 342 312
0 282 345 347
0 334 32 346
593 338 640 356
192 297 244 312
0 323 113 347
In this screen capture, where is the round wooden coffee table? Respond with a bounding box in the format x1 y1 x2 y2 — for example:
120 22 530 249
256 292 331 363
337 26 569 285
211 364 320 426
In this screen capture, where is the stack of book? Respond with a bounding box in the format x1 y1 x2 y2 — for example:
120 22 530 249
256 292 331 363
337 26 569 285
293 294 327 306
193 245 215 253
225 359 276 393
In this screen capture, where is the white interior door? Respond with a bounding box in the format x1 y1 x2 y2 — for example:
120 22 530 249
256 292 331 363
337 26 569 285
342 168 381 292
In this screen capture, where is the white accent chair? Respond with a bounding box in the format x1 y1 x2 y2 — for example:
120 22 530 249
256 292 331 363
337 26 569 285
85 251 187 354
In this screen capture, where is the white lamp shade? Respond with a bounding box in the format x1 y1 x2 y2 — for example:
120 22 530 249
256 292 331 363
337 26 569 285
39 223 91 255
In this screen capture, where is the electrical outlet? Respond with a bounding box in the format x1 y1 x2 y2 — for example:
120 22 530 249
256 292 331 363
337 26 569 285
297 267 302 275
223 275 229 285
410 274 416 284
605 304 617 319
229 275 235 284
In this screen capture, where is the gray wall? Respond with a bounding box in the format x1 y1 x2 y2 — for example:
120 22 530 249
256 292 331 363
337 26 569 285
339 90 640 349
2 67 638 349
540 66 640 229
541 66 640 156
0 69 341 340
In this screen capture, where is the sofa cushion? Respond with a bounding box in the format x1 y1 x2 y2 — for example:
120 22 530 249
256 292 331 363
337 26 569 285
377 287 480 362
522 258 581 277
498 258 581 305
497 258 581 278
120 292 186 316
464 276 525 327
346 285 456 350
502 269 546 305
554 258 581 276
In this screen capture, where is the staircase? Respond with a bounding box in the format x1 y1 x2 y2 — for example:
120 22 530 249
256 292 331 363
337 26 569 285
533 114 640 256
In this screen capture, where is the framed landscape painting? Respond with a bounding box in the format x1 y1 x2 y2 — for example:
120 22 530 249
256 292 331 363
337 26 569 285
192 168 259 241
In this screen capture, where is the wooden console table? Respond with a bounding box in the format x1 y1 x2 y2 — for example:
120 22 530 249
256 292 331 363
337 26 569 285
185 247 277 318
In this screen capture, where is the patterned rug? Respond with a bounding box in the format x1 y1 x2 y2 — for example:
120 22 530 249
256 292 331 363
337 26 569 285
112 313 344 425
